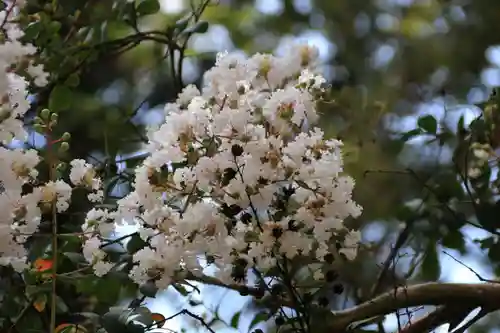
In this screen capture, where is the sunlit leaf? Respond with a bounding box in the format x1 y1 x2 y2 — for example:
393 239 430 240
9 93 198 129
34 258 53 272
417 115 438 134
231 311 241 329
151 313 166 327
248 312 268 333
55 324 88 333
136 0 160 16
49 85 73 112
33 294 47 312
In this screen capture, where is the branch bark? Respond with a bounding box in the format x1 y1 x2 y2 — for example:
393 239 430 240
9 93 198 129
328 282 500 331
399 305 474 333
183 273 500 333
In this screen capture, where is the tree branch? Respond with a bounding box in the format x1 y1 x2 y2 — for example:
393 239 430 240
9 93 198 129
398 305 474 333
184 272 263 297
328 282 500 331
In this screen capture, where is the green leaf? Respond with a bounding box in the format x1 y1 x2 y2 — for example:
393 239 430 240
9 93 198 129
477 237 495 250
48 21 62 33
76 275 98 294
129 307 153 326
136 0 160 16
417 115 438 134
95 276 122 304
75 312 100 325
126 322 146 333
63 252 86 264
421 242 441 280
395 205 415 221
59 326 79 333
248 312 268 333
441 229 466 254
174 15 191 32
231 311 241 329
457 114 465 133
400 128 423 142
173 284 189 296
139 280 158 298
101 310 129 333
56 296 69 313
126 234 147 254
488 241 500 262
124 2 138 27
49 85 73 112
184 20 209 35
65 73 80 88
23 22 42 40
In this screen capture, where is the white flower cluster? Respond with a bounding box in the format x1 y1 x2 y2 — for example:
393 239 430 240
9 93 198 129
467 143 493 179
69 159 104 202
0 3 49 270
0 3 102 271
84 44 363 286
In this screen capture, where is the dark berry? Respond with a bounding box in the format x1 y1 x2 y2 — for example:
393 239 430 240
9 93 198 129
221 203 240 217
272 226 283 238
231 268 246 282
254 288 265 299
288 220 299 231
318 297 329 307
241 212 252 224
231 204 242 214
333 283 344 294
303 292 313 303
235 257 248 267
231 144 244 157
283 186 295 197
275 316 285 326
21 183 34 195
324 253 334 264
222 168 237 185
270 284 284 296
206 255 215 264
239 286 249 296
258 177 269 185
325 270 338 282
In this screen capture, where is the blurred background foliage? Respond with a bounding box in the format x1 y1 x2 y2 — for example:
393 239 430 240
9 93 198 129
11 0 500 332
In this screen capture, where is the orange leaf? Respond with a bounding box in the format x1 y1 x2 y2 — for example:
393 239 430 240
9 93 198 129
54 323 88 333
54 324 72 333
151 313 166 327
33 294 47 312
34 258 53 272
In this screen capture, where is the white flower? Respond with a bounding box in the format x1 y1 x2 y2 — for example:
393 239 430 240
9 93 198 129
339 230 361 260
94 261 114 277
176 84 200 106
81 43 364 289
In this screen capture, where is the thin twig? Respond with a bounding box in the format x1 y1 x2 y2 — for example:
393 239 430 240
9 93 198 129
442 250 499 284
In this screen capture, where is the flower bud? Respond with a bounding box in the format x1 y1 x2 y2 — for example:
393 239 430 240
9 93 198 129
61 132 71 141
56 162 67 171
33 124 45 133
58 142 70 152
231 144 244 157
332 283 344 294
40 109 51 120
